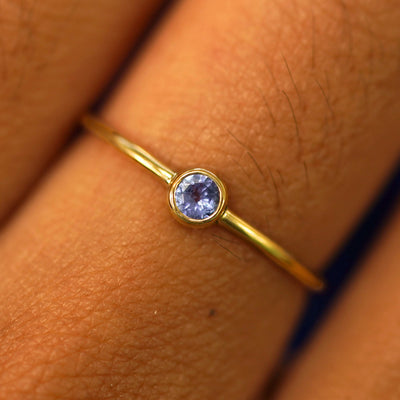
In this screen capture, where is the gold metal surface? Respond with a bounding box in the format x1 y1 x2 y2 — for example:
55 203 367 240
219 209 325 291
82 115 176 184
82 115 325 292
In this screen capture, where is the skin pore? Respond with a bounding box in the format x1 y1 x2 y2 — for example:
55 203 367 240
0 0 399 398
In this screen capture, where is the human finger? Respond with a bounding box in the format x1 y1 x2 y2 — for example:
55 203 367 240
0 0 164 222
0 0 399 398
273 203 400 400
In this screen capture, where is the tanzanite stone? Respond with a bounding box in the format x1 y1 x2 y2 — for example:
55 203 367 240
174 173 220 220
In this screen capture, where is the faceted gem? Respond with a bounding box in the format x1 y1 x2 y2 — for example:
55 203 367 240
174 173 220 220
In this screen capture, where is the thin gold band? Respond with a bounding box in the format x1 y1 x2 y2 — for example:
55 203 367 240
82 115 325 292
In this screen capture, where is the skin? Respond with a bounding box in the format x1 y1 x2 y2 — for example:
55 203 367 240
0 0 399 398
273 205 400 400
0 0 163 222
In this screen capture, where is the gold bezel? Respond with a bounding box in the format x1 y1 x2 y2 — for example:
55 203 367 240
83 115 326 291
168 168 228 227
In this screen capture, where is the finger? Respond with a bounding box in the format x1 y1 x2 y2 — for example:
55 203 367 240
0 0 164 222
273 203 400 400
0 0 399 398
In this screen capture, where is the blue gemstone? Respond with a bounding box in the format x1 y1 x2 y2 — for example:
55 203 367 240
174 173 220 220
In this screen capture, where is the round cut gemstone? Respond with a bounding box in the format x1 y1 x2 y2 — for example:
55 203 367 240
174 173 220 220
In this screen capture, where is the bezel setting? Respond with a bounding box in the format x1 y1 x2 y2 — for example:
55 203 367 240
168 168 227 227
82 115 326 291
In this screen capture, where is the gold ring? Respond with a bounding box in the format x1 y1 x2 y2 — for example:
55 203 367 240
82 115 325 292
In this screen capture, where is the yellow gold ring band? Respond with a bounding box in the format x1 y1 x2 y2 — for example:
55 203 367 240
82 115 325 292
